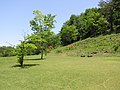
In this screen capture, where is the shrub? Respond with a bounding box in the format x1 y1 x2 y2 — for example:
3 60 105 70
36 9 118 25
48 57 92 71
0 46 16 57
56 49 63 53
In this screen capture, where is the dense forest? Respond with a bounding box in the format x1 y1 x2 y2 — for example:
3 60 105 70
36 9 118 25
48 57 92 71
0 0 120 57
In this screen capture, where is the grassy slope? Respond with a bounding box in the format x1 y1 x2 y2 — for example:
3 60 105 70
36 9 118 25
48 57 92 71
52 34 120 56
0 55 120 90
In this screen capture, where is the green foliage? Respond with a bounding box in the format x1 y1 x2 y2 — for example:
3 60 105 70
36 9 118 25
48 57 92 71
16 41 25 66
113 42 120 52
99 0 120 33
29 10 56 59
54 47 63 53
26 32 61 55
42 30 61 48
60 8 109 46
60 25 78 45
30 10 56 33
0 46 16 57
48 34 61 48
16 40 37 66
78 8 109 38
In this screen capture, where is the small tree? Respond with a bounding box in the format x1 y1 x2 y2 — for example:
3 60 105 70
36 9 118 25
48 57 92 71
16 37 37 67
17 41 25 67
29 10 56 59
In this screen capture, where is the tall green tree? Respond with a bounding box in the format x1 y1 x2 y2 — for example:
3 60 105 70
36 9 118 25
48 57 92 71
112 0 120 33
78 8 109 38
29 10 56 59
60 25 78 46
99 0 120 33
99 0 114 33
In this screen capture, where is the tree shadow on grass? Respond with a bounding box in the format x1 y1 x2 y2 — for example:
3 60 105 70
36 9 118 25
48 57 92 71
24 58 46 61
12 64 40 69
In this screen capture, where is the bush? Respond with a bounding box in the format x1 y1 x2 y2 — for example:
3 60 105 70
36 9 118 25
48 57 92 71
0 46 16 57
113 43 120 52
55 49 63 53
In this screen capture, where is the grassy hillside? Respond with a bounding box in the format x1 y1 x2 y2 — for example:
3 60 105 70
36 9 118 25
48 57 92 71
0 55 120 90
51 34 120 56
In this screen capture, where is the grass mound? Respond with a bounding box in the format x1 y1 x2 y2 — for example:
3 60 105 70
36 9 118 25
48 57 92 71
51 34 120 56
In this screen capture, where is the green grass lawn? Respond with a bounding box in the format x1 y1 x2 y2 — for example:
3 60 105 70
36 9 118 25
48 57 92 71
0 55 120 90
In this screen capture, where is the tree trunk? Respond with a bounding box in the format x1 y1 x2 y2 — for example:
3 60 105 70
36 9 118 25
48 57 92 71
110 19 113 33
20 60 23 67
41 49 44 60
109 6 114 33
21 54 24 67
40 42 44 60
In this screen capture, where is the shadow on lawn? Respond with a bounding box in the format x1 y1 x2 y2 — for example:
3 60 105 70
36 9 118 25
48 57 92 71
24 58 46 61
12 64 40 68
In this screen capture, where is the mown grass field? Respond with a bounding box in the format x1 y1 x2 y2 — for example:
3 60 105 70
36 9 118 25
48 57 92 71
0 55 120 90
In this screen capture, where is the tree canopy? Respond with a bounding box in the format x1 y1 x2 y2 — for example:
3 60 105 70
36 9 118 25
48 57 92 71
60 8 109 45
29 10 56 59
99 0 120 33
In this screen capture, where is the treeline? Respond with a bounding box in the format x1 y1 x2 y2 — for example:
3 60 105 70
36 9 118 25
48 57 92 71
0 46 16 57
0 46 40 57
59 0 120 45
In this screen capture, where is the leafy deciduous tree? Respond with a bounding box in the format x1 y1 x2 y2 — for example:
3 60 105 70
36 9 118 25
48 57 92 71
29 10 56 59
60 25 78 46
16 37 36 67
99 0 120 33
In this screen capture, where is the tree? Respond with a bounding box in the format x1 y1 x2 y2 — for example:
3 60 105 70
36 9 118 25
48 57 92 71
112 0 120 33
29 10 56 59
16 40 25 67
16 36 36 67
98 0 120 33
47 34 61 48
42 30 61 48
60 25 78 46
78 8 109 38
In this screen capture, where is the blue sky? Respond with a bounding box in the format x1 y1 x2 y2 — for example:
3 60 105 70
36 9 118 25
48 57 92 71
0 0 100 46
